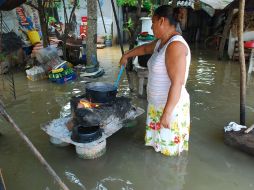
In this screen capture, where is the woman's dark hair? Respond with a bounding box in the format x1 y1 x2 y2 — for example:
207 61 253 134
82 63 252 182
153 5 178 27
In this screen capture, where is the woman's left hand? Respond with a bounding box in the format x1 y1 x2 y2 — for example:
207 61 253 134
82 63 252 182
160 112 171 128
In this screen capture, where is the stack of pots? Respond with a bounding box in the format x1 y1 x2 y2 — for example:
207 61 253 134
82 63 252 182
70 97 102 144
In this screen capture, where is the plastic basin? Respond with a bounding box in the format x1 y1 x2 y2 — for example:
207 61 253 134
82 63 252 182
244 41 254 49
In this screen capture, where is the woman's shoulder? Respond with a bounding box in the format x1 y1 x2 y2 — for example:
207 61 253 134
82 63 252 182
170 36 190 50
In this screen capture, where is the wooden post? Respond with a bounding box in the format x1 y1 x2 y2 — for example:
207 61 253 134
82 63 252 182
86 0 98 66
238 0 246 125
218 8 234 60
0 101 70 190
37 0 50 48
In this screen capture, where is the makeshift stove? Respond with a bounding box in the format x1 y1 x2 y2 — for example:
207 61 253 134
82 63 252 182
42 94 144 159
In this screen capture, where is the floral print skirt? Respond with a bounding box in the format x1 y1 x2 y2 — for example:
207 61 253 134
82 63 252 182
145 97 190 156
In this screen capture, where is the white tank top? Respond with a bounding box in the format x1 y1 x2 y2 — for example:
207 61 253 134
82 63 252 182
147 35 191 105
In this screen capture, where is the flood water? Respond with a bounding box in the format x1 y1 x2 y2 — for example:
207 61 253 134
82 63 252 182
1 46 254 190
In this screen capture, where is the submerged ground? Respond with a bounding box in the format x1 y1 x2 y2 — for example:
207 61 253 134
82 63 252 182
0 46 254 190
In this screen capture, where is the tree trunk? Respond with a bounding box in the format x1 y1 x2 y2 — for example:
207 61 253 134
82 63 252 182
37 0 49 48
128 0 142 50
86 0 97 66
238 0 246 125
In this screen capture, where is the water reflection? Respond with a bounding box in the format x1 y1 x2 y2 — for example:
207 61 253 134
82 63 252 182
143 152 189 190
65 171 86 189
2 47 254 190
94 177 134 190
195 59 216 86
60 102 71 118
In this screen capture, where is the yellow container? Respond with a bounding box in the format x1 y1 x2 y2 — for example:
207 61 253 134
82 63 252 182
27 30 41 45
52 68 64 74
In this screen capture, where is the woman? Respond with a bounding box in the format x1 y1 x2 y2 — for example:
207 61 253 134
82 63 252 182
120 5 191 156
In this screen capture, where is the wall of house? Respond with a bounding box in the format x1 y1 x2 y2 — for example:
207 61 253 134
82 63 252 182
57 0 115 37
2 0 123 45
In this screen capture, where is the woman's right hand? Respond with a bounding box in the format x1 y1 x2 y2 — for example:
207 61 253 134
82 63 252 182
119 54 128 67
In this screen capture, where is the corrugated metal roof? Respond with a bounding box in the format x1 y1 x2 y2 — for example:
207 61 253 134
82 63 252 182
200 0 234 9
175 0 234 10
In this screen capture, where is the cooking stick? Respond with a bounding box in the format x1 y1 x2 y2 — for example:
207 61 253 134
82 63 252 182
0 100 70 190
114 65 125 88
111 0 134 91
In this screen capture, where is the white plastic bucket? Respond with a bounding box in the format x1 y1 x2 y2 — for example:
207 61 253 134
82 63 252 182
140 17 153 35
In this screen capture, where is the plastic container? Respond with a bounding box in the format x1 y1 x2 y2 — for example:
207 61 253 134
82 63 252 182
49 73 76 84
26 66 46 81
244 41 254 49
36 46 63 68
140 17 153 35
27 30 41 45
27 72 46 81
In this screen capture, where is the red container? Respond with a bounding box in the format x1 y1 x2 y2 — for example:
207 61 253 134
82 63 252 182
81 16 87 22
244 41 254 49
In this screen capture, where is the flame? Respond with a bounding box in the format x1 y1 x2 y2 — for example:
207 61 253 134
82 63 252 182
79 100 99 108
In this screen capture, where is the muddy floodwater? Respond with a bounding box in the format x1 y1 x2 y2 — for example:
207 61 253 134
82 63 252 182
1 46 254 190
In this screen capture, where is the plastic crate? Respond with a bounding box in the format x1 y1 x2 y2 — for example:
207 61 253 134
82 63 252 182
27 72 47 81
49 73 76 84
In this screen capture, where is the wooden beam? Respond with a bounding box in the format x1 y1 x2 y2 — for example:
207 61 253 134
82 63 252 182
239 0 246 125
218 8 234 60
245 124 254 134
0 101 70 190
0 169 6 190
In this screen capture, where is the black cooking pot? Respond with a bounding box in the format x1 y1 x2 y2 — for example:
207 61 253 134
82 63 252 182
74 108 101 126
71 125 102 143
85 82 117 103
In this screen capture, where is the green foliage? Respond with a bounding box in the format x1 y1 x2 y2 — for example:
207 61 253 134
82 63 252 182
117 0 153 11
67 0 80 9
126 17 134 29
123 17 134 37
48 16 57 25
143 0 152 10
117 0 138 6
0 53 6 62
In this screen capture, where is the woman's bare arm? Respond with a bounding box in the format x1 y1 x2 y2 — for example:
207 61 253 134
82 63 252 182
120 40 158 66
160 41 187 128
